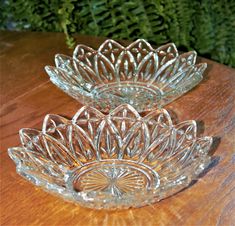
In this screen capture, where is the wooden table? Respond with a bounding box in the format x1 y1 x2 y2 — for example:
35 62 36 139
0 31 235 226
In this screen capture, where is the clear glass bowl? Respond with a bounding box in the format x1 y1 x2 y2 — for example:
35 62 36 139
8 104 213 209
45 39 207 112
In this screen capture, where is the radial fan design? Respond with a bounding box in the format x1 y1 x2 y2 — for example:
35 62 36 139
8 104 213 209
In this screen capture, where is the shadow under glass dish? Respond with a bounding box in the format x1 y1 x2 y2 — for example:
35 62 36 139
45 39 207 112
8 104 213 209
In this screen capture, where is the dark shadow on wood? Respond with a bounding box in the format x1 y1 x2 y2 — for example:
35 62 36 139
198 155 220 178
196 120 205 136
209 136 221 155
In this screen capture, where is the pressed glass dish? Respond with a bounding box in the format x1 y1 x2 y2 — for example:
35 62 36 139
45 39 207 112
8 104 213 209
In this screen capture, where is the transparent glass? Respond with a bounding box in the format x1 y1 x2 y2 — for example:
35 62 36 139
45 39 207 112
8 104 213 209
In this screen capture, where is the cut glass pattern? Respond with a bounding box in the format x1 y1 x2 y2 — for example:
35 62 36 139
45 39 207 112
8 104 213 209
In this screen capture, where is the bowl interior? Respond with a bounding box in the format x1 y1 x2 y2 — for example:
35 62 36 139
8 105 213 209
45 40 207 112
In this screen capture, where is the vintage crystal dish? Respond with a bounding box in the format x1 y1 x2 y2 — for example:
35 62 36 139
45 39 207 112
8 104 213 209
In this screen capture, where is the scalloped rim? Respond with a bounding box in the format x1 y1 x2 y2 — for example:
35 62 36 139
8 104 214 209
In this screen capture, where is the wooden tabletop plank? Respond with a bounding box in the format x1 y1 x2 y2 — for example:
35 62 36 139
0 31 106 105
0 31 235 226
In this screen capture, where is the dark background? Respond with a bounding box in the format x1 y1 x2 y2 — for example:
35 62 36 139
0 0 234 67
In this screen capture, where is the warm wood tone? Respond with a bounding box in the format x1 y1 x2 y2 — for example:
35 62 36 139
0 31 235 226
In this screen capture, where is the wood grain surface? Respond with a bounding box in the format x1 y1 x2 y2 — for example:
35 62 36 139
0 31 235 226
